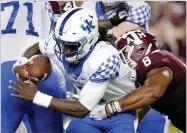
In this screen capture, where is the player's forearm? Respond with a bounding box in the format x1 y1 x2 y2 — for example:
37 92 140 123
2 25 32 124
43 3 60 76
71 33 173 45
118 93 157 112
112 68 173 115
106 87 158 116
49 98 90 117
23 43 41 58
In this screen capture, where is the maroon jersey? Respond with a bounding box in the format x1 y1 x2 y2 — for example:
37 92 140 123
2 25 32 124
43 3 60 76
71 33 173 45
136 50 186 131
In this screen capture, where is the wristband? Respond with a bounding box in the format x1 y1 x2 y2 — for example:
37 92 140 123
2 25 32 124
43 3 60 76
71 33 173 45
113 101 122 112
12 57 29 73
33 91 53 108
110 101 118 114
108 101 122 115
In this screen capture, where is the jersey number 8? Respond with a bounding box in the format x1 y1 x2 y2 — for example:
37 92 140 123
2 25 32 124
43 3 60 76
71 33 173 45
1 1 39 36
142 56 151 67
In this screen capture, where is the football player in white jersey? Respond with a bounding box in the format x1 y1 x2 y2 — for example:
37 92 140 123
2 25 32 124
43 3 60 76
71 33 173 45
79 1 169 133
9 8 138 133
1 0 64 132
53 1 169 133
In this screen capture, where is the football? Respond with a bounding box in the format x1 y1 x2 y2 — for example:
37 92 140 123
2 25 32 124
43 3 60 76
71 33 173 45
26 54 52 83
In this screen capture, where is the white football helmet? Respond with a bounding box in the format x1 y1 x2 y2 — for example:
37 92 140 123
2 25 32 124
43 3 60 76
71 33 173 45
54 7 99 63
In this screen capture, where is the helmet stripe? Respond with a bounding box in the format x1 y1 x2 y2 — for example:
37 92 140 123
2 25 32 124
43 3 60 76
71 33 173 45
59 8 82 36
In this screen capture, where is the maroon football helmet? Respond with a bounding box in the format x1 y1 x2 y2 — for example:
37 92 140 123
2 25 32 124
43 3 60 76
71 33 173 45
115 30 158 68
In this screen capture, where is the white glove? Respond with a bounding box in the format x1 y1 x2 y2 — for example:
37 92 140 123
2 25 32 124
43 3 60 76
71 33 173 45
66 91 79 101
89 104 107 120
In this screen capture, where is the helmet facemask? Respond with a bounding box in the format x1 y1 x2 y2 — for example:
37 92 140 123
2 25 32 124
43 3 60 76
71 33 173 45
118 44 137 69
54 33 94 63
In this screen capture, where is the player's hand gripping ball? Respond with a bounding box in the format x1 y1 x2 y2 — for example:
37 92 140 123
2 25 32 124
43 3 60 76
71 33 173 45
26 55 52 84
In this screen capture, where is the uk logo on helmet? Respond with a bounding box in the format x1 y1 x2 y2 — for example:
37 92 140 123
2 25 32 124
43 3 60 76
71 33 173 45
81 20 95 33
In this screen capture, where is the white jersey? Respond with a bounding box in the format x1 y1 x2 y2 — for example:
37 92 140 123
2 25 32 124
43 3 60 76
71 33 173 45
39 34 136 110
1 0 54 63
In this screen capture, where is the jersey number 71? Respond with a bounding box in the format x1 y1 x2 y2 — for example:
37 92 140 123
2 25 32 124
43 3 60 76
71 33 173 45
1 1 39 36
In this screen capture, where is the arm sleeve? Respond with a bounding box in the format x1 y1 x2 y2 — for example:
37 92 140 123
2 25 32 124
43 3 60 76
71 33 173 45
79 54 121 111
79 80 109 111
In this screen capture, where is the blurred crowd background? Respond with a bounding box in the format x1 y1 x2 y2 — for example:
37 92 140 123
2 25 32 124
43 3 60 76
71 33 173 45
148 1 186 63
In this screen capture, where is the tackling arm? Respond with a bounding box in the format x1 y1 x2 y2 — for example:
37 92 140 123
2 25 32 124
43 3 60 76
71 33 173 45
105 67 173 116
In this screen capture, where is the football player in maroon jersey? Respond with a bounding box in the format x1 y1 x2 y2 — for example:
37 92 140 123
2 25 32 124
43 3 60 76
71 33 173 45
90 29 186 132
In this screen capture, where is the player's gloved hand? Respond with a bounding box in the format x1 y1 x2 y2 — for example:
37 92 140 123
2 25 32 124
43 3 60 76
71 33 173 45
89 104 107 120
12 57 38 82
66 91 79 101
